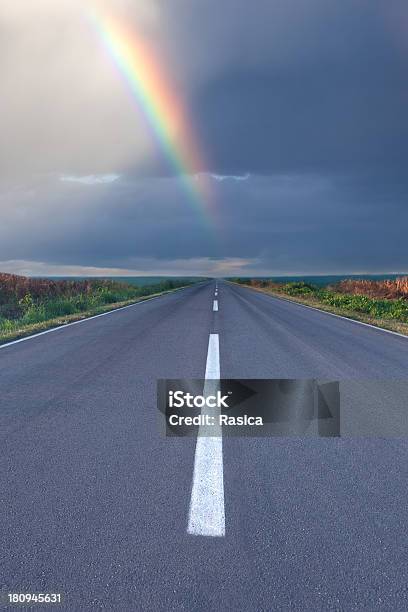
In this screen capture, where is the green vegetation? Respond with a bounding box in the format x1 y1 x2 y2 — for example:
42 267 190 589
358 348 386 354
316 291 408 320
231 277 408 333
0 274 194 343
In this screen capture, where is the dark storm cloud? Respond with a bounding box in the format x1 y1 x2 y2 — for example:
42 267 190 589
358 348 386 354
2 170 407 274
184 1 408 176
113 0 408 179
1 0 407 274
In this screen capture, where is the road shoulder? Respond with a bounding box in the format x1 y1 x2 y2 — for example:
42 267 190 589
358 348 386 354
228 281 408 338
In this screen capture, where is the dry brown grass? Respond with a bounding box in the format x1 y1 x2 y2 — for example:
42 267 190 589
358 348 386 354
330 277 408 300
0 272 125 304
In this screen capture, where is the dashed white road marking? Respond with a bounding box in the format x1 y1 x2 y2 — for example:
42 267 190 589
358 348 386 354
213 300 218 312
187 333 225 537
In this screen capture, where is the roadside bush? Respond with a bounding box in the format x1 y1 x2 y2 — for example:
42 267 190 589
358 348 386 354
0 302 24 319
283 282 316 296
235 277 408 324
21 304 47 325
0 317 15 332
0 273 195 336
316 290 408 322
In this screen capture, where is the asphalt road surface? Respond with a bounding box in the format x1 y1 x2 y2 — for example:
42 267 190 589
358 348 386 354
1 280 408 610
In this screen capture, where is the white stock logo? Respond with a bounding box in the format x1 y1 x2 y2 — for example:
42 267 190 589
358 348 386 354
168 390 230 409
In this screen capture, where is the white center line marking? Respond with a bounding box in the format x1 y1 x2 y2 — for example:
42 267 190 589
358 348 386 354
187 333 225 537
213 300 218 311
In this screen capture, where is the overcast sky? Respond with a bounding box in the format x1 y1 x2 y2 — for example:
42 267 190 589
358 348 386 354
1 0 407 276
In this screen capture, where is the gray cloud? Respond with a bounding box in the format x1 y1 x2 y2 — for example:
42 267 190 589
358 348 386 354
1 1 407 274
60 174 121 185
1 171 407 275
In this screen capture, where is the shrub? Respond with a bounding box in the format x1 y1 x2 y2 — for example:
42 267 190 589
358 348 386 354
0 317 15 332
234 277 408 324
283 282 316 296
0 273 195 334
21 304 47 325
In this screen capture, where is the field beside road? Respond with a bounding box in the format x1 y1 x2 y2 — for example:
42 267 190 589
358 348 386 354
231 277 408 336
0 274 194 344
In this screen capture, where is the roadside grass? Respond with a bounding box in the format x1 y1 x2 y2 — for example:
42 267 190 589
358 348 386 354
230 278 408 337
0 276 194 344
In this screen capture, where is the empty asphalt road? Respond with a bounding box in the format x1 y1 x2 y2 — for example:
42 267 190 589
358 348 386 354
1 280 408 610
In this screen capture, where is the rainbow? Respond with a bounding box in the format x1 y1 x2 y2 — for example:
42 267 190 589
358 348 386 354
87 7 214 222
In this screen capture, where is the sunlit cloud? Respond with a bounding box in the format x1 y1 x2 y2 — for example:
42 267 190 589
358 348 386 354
0 257 258 277
210 173 250 182
60 174 121 185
